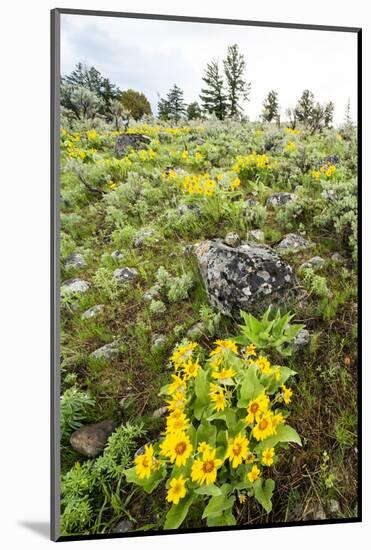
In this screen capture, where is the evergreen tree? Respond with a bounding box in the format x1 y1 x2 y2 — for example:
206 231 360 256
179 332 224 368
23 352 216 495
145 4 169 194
223 44 251 117
295 90 315 125
199 60 228 120
187 101 202 120
157 97 171 121
167 84 187 122
294 90 334 133
261 90 280 122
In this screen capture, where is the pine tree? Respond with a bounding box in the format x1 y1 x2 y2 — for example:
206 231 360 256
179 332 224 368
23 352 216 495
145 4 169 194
261 90 280 122
200 60 228 120
223 44 251 117
157 97 171 121
294 90 334 133
187 102 202 120
167 84 187 122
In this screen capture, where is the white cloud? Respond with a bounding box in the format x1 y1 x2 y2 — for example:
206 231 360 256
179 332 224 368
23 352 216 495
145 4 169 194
61 14 357 123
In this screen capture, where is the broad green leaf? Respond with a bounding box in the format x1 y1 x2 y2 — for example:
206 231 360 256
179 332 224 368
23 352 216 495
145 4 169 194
164 494 194 529
124 465 166 494
237 365 263 407
194 367 209 406
196 420 217 447
254 478 275 513
254 424 302 452
207 510 237 527
202 494 235 519
194 484 222 497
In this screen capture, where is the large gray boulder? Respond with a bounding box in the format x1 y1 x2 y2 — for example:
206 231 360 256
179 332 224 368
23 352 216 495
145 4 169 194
115 133 151 158
195 240 298 318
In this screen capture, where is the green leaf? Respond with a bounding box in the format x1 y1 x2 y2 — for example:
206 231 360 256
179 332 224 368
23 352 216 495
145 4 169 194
254 424 302 452
164 494 194 530
237 365 263 407
194 484 222 497
196 420 217 447
195 367 209 404
202 494 235 519
254 478 275 513
207 510 236 526
124 465 166 494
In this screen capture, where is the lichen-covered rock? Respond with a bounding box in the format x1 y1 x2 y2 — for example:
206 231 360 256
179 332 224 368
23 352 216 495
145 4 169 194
115 133 151 158
90 341 120 361
133 229 157 248
70 420 115 458
65 252 86 270
187 322 206 340
247 229 265 243
266 192 295 208
299 256 325 272
195 239 298 318
143 285 161 302
292 328 310 351
321 188 338 202
276 233 311 252
224 232 241 247
114 519 133 534
81 304 104 320
151 333 167 350
61 278 90 295
113 267 139 283
111 250 124 260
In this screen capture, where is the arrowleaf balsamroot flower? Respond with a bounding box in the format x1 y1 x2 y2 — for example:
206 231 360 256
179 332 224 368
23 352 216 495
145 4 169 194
245 392 270 424
262 448 275 466
281 384 293 405
191 447 223 485
247 464 261 482
226 433 249 468
160 432 193 466
166 476 187 505
135 444 155 479
252 412 275 441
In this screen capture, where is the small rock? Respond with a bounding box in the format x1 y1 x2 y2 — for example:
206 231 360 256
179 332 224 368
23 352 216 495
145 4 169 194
248 229 265 243
134 439 158 458
187 322 205 340
90 341 120 361
224 232 241 247
81 304 105 320
276 233 311 252
313 503 327 520
65 253 86 269
266 192 295 208
176 204 200 217
151 334 167 350
114 519 133 534
321 188 338 202
70 420 115 458
328 499 341 515
331 252 344 263
299 256 325 272
292 328 310 351
115 133 151 158
113 267 139 283
61 278 90 295
133 229 156 248
243 198 257 209
143 285 161 302
111 250 124 260
152 406 168 418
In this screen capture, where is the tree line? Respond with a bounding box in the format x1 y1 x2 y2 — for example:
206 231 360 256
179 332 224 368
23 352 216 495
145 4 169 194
61 48 351 132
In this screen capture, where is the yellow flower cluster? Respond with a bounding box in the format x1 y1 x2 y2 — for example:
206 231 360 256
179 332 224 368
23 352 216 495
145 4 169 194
233 152 271 174
284 141 298 153
311 163 337 180
132 337 296 508
181 173 216 196
284 127 301 135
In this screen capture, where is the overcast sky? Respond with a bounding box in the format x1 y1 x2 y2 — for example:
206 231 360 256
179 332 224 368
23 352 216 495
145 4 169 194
61 14 358 124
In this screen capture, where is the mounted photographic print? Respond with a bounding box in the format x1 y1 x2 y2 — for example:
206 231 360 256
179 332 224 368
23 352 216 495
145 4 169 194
51 8 361 541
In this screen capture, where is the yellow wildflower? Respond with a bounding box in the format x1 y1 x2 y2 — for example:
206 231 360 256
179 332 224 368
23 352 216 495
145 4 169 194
209 384 227 412
198 441 213 455
225 433 249 468
256 356 273 375
183 358 200 380
247 464 261 482
281 384 293 405
262 447 275 466
134 444 154 479
239 494 247 504
165 412 189 434
252 412 275 441
191 448 222 485
166 475 187 505
160 432 193 467
212 367 236 384
245 392 269 424
171 342 198 369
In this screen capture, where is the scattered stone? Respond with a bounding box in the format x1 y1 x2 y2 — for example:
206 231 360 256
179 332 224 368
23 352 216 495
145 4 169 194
134 439 158 458
176 204 200 217
70 420 115 458
90 341 120 361
111 250 124 260
328 499 341 515
322 154 340 166
143 285 161 302
299 256 325 272
331 252 345 263
276 233 312 252
65 252 86 270
321 188 338 202
113 267 139 284
114 519 133 534
224 232 241 247
313 503 327 521
115 133 151 158
133 229 156 248
187 322 205 340
247 229 265 243
81 304 104 320
266 192 295 208
152 406 168 418
243 198 257 209
61 278 90 295
292 328 310 352
151 334 167 350
195 239 298 318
